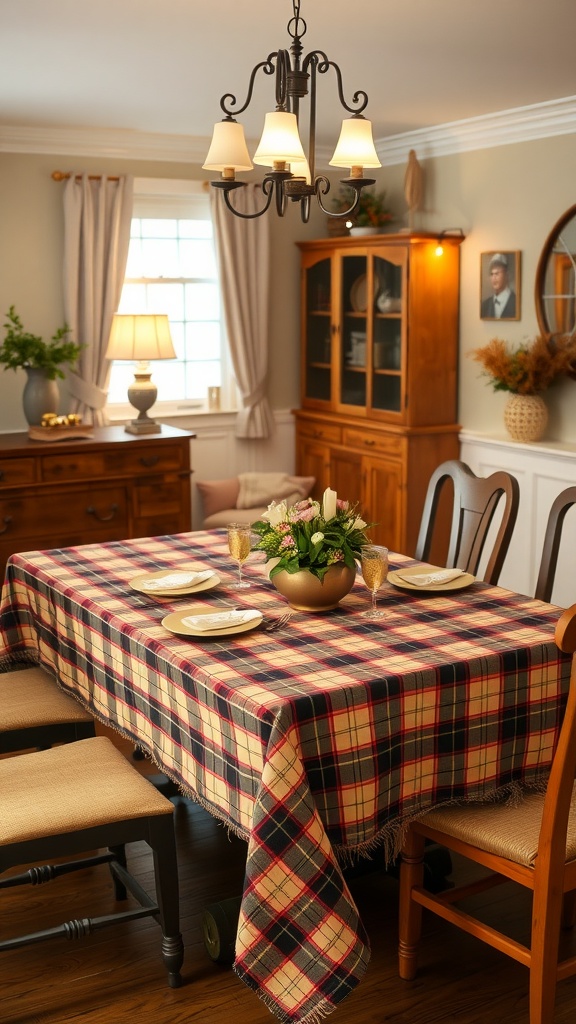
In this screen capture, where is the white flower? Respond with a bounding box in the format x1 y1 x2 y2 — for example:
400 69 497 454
311 531 324 545
262 500 287 527
322 487 338 521
351 516 367 531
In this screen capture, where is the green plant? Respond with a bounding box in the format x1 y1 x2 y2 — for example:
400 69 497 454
470 335 576 395
0 306 83 380
332 186 393 227
251 487 372 582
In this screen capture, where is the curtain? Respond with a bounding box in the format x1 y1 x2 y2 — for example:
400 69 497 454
211 184 274 439
62 174 133 425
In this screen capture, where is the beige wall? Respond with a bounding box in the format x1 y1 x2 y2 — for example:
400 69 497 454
0 136 575 439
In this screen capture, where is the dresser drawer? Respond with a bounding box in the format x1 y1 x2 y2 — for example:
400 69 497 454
0 457 37 488
103 444 186 477
342 427 402 458
0 484 128 542
40 452 106 482
298 421 342 444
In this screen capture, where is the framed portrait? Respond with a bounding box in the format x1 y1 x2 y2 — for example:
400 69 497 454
480 251 521 321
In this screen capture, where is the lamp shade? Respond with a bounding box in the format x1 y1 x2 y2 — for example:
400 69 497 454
329 116 381 170
253 111 307 167
106 314 176 362
202 120 253 173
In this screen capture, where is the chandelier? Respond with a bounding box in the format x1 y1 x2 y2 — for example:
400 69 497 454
202 0 381 222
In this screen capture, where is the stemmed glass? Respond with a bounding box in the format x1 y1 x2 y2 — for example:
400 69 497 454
360 545 389 618
227 523 252 590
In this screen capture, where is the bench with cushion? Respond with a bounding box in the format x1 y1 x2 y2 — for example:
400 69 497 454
197 472 315 529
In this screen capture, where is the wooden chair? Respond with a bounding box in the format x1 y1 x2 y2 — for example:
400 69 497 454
0 735 183 987
534 485 576 603
398 603 576 1024
415 459 520 585
0 665 95 754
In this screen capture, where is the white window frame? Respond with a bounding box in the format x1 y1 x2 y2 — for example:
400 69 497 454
106 177 237 422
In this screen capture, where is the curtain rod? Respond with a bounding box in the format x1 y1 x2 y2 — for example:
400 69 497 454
51 171 120 182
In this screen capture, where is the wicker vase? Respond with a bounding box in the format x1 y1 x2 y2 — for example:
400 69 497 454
503 393 548 443
271 564 356 612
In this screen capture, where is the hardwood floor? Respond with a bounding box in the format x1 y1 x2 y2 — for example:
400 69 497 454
3 728 576 1024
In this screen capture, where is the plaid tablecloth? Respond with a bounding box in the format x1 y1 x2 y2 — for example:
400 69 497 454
0 532 570 1024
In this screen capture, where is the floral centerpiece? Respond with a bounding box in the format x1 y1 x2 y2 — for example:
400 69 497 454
252 487 370 582
470 335 576 395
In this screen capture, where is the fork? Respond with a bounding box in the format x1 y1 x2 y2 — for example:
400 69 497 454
264 611 292 633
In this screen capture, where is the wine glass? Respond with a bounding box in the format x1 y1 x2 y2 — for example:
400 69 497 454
360 545 389 618
227 523 252 590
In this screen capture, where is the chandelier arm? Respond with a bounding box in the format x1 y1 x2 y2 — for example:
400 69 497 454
314 177 361 219
303 52 369 116
222 178 276 220
220 57 277 119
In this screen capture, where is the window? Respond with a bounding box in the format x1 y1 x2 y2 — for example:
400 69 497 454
107 179 234 416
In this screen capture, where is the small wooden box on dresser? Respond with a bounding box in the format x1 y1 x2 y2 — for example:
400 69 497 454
0 425 194 581
295 232 463 554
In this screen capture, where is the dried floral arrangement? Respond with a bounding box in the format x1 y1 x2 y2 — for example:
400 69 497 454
470 336 576 395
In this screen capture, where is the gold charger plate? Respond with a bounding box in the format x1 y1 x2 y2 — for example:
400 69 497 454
387 567 476 593
350 274 378 313
131 570 220 597
162 608 263 638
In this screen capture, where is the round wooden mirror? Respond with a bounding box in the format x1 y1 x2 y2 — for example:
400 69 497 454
535 204 576 339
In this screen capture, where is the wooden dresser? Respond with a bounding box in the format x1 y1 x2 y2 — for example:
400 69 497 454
0 425 194 579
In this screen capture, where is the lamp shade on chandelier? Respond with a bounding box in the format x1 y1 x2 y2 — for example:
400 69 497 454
202 0 381 222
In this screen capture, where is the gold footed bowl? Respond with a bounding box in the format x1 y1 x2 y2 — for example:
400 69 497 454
271 564 356 612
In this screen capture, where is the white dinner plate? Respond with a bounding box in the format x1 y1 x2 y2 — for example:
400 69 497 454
387 567 476 593
162 608 263 638
131 569 220 597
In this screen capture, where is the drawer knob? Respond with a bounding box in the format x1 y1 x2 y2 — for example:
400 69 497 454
86 503 119 522
364 439 376 447
0 515 12 534
140 455 159 468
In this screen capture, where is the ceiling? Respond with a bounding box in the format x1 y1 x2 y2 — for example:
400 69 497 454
1 0 575 153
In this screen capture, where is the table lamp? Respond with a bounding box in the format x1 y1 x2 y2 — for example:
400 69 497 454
106 314 176 434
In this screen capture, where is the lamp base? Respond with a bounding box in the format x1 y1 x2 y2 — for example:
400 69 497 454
124 418 162 435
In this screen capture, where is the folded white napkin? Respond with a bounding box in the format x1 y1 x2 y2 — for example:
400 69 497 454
396 568 467 587
140 570 215 591
181 609 261 632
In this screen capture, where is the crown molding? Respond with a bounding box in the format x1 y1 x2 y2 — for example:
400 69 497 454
1 96 574 164
373 95 576 166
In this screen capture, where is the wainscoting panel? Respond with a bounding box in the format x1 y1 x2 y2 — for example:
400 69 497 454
460 431 576 606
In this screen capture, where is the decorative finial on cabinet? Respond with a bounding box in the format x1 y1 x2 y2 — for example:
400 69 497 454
404 149 423 232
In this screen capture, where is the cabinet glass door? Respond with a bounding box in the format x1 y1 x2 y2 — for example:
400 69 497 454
340 253 368 408
304 258 332 403
372 255 404 414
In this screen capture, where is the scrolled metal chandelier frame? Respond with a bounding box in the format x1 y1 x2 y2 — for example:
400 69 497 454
203 0 381 222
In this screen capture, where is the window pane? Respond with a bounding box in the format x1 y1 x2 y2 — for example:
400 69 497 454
185 283 219 320
141 238 180 278
108 199 224 409
180 239 216 278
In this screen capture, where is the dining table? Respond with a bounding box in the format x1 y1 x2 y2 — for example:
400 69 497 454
0 529 571 1024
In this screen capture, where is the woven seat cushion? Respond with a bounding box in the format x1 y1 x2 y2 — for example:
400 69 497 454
421 784 576 866
0 736 174 847
0 667 93 730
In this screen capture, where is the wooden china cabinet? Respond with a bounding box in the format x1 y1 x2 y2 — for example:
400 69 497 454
294 232 463 554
